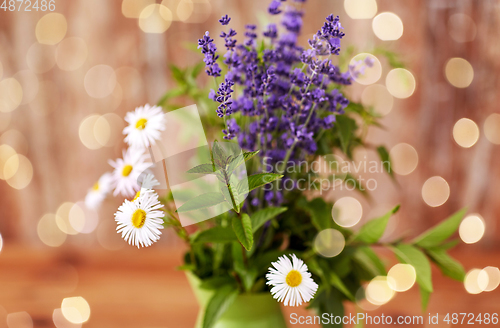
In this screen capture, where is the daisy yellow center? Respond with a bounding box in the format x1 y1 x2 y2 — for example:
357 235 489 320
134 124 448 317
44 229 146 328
135 118 148 130
132 190 141 201
131 209 147 228
122 165 133 177
286 270 302 287
92 182 99 191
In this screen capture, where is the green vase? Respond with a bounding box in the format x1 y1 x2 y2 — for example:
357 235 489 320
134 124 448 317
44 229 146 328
186 272 288 328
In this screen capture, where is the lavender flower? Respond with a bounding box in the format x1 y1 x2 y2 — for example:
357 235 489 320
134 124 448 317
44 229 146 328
215 79 234 117
219 14 231 25
199 0 352 206
198 32 221 77
268 0 282 15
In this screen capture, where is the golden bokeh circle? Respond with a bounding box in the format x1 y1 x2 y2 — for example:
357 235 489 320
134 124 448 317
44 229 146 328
361 84 394 116
453 118 479 148
484 113 500 145
421 176 450 207
385 68 416 99
139 4 173 34
344 0 377 19
445 57 474 88
331 197 363 228
390 143 418 176
372 12 403 41
459 214 485 244
36 13 67 45
314 229 345 258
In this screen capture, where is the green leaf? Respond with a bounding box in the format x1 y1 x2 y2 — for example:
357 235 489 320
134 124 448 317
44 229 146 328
393 244 433 293
336 115 357 154
238 173 283 194
199 276 237 290
353 246 387 277
350 205 400 243
202 284 238 328
187 163 216 174
420 286 431 312
170 64 186 83
251 207 288 232
193 227 237 243
308 288 344 328
211 141 227 169
191 61 205 78
232 214 254 251
376 146 393 177
329 270 355 301
227 150 259 174
426 248 465 281
297 197 333 231
439 239 460 250
176 192 226 213
412 208 467 248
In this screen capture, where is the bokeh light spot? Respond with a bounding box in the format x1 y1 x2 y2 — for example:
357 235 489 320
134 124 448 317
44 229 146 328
6 312 33 328
37 213 67 247
445 57 474 88
79 115 104 150
344 0 377 19
459 214 485 244
0 144 17 180
421 176 450 207
481 267 500 292
122 0 155 18
387 264 416 292
94 116 111 147
484 113 500 145
448 14 476 43
53 308 82 328
56 202 80 235
372 12 403 41
366 276 395 305
361 84 393 116
5 154 33 190
453 118 479 148
332 197 363 227
390 143 418 175
349 53 382 85
36 13 67 45
464 268 487 294
314 229 345 258
385 68 416 99
0 78 23 113
61 297 91 324
139 4 173 34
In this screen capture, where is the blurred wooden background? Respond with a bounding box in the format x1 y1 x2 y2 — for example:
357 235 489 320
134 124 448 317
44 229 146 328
0 0 499 326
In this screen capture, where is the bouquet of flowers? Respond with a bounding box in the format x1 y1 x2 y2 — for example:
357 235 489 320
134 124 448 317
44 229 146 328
86 1 471 327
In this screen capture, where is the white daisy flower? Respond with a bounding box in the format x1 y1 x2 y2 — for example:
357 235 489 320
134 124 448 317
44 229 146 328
129 174 160 203
139 173 160 190
85 172 113 210
109 148 151 197
123 104 166 149
115 190 164 248
266 254 318 306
